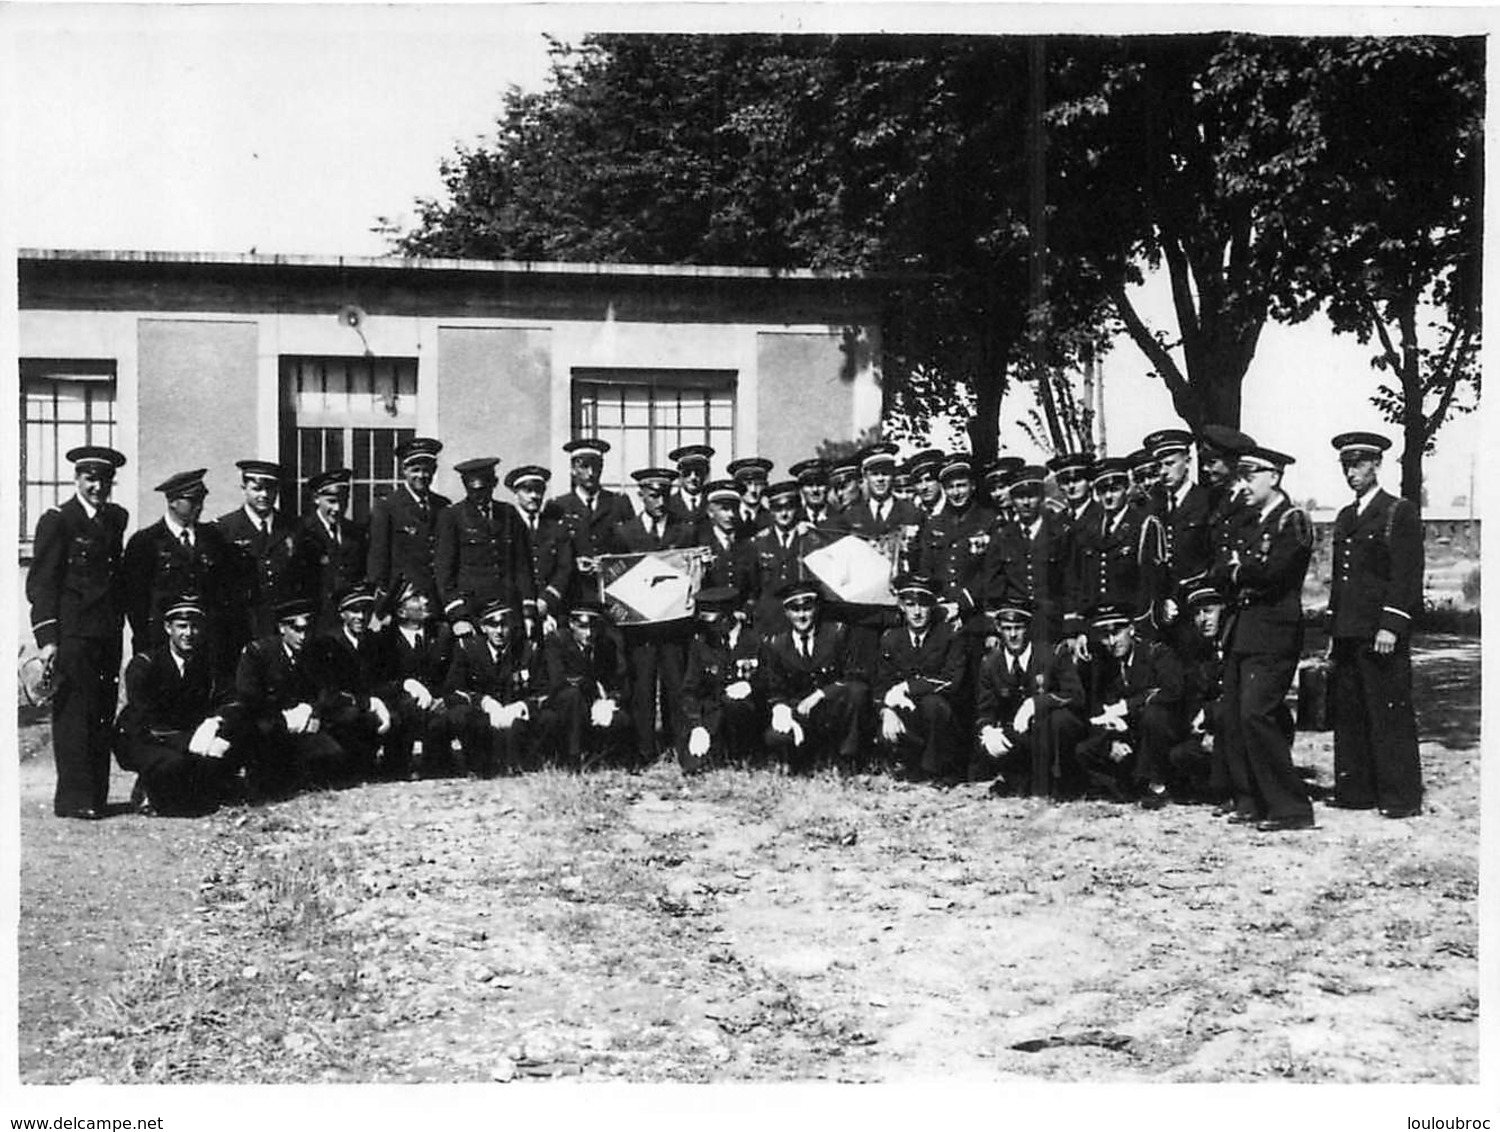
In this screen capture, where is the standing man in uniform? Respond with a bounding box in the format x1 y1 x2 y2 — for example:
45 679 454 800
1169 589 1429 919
1063 457 1167 651
1217 446 1316 832
749 479 813 635
1326 432 1424 818
506 463 575 632
434 456 536 638
727 456 775 538
27 445 130 819
548 438 636 606
981 464 1071 650
790 458 835 528
1048 452 1100 538
216 459 298 660
907 449 947 519
366 437 449 610
874 574 968 784
665 443 715 535
289 468 367 630
916 454 995 631
828 457 864 515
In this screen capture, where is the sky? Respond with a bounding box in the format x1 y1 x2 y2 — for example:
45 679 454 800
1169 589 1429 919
2 2 1486 513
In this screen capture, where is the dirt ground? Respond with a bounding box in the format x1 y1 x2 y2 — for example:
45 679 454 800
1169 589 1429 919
13 634 1480 1087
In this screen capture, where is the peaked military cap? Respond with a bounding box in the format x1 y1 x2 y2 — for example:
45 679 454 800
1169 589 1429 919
398 437 443 466
563 438 610 459
67 445 126 473
669 444 715 469
1143 429 1194 457
727 457 773 482
504 464 550 490
789 458 830 484
308 468 353 495
236 459 282 481
1331 431 1391 458
453 457 501 479
704 478 741 505
156 469 209 499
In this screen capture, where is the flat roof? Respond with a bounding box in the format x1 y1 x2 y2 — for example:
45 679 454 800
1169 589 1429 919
18 247 871 283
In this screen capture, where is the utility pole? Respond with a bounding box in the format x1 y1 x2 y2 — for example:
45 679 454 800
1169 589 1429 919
1028 36 1065 453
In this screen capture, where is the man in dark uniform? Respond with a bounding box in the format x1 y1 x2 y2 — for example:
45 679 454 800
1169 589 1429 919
1074 603 1187 808
1063 457 1168 652
215 459 298 657
548 438 636 605
790 458 835 528
1216 446 1316 832
1144 428 1213 603
506 463 575 631
114 594 242 815
981 464 1071 650
679 586 763 773
832 443 926 565
1048 452 1100 538
761 582 869 773
874 574 968 783
699 479 760 614
289 468 367 630
728 456 775 538
665 443 715 534
973 601 1088 797
538 600 632 768
828 456 864 515
304 584 391 780
916 454 995 630
27 445 130 818
122 469 234 668
1326 431 1424 818
1197 424 1258 578
1127 447 1161 505
983 456 1025 523
1172 581 1233 803
366 436 449 610
749 479 813 635
444 597 540 776
234 597 359 797
368 578 457 779
604 467 696 767
434 456 536 638
907 448 946 519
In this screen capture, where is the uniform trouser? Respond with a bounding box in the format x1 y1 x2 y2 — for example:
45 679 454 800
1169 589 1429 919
624 628 686 761
50 635 121 815
540 686 632 767
880 694 959 778
383 694 454 777
1331 637 1422 810
319 703 384 780
450 703 534 776
1222 650 1312 822
765 681 870 772
116 731 238 814
973 707 1087 797
236 720 350 798
1133 703 1190 788
682 697 762 769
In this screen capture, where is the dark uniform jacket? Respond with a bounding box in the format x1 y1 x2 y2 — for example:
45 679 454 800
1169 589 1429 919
1065 501 1167 634
761 622 866 706
916 502 997 617
235 636 338 721
680 624 762 730
700 528 760 613
1178 628 1228 733
513 508 576 614
981 511 1071 639
734 503 774 542
542 628 629 704
749 525 813 631
975 644 1086 734
367 622 456 702
366 484 451 604
1151 481 1213 587
215 506 298 640
122 519 234 653
831 496 926 572
433 497 536 623
288 512 368 621
27 495 129 646
606 512 694 554
445 635 538 707
664 489 708 537
1081 641 1184 723
116 646 235 755
874 620 968 705
546 488 637 602
1328 488 1422 641
304 628 381 704
1218 493 1313 657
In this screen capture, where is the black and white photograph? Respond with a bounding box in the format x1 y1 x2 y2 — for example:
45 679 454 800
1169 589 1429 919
3 3 1492 1129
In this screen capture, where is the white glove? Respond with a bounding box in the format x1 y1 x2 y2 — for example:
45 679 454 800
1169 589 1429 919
880 707 905 744
542 614 558 637
688 726 711 757
481 695 506 730
590 698 617 728
770 703 795 735
980 725 1011 757
511 700 530 724
369 696 392 735
205 736 232 760
940 601 960 624
725 680 752 702
1191 708 1206 735
1069 633 1092 662
451 619 475 638
1090 700 1128 732
795 690 824 717
1109 739 1133 764
187 716 221 756
883 681 915 712
1162 597 1179 624
789 720 805 747
403 678 434 710
1011 697 1036 735
282 703 315 734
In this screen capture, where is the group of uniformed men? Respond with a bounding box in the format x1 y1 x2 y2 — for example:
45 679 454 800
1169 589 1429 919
27 422 1423 832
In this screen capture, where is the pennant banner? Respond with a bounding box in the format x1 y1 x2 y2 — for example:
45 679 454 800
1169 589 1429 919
597 548 706 624
799 527 902 607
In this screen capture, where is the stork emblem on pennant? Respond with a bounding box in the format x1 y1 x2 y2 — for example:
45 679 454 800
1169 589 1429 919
597 549 706 624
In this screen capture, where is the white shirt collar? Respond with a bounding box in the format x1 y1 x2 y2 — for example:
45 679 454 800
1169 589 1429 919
1355 485 1380 515
164 514 193 543
74 493 99 520
1172 479 1193 508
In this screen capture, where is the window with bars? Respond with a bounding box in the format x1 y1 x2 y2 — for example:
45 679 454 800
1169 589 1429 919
19 359 118 539
278 356 418 523
572 369 736 490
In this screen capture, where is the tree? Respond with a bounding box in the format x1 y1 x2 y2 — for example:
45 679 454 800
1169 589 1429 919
1278 37 1483 505
395 34 1116 460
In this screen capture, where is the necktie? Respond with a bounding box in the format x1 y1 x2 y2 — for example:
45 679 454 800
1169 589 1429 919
179 528 192 550
800 633 812 660
1011 656 1022 682
414 631 425 651
649 517 659 541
